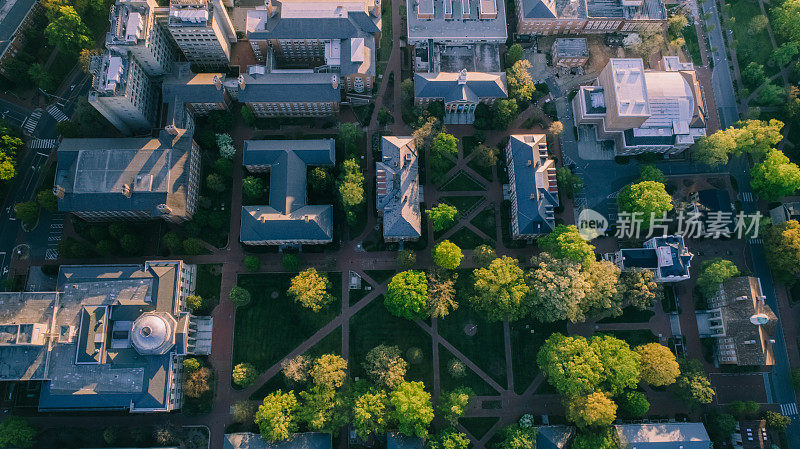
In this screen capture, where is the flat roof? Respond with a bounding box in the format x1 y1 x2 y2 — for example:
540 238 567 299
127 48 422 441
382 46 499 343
608 58 650 118
406 0 508 41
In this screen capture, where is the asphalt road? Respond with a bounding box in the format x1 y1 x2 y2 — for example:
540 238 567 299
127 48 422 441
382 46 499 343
700 0 739 129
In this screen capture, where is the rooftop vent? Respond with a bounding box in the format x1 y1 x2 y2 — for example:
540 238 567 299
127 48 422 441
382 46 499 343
457 69 467 85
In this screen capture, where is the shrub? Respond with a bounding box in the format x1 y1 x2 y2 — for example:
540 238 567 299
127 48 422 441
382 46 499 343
233 362 258 387
245 255 261 272
230 286 252 307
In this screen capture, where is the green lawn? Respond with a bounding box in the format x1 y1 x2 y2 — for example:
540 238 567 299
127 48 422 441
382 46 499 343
459 417 499 440
194 264 222 315
449 227 489 250
500 200 526 249
467 158 494 183
349 296 433 386
441 195 484 214
727 0 777 75
597 307 655 324
682 23 703 66
438 285 507 389
233 273 342 371
379 0 393 62
597 329 659 347
510 319 567 394
440 171 485 192
439 345 498 396
365 269 397 284
470 207 497 239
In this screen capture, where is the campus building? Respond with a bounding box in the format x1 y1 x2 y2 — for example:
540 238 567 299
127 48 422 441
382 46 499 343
161 62 230 127
106 0 178 76
605 235 693 282
245 0 381 95
551 38 589 68
572 56 707 156
225 432 332 449
376 136 422 242
515 0 666 36
0 0 43 77
503 134 559 239
240 139 335 246
614 423 711 449
414 70 507 124
53 128 201 223
0 261 211 413
237 66 341 117
406 0 508 45
88 51 159 136
696 276 778 367
168 0 235 69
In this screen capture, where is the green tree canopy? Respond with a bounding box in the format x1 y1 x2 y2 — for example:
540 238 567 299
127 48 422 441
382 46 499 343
556 167 584 199
742 62 767 88
243 176 266 202
537 224 596 265
471 256 530 321
589 335 641 396
363 345 407 389
638 165 665 183
389 381 434 438
618 390 650 418
338 158 365 209
232 362 257 387
297 386 349 433
493 99 519 129
14 201 39 228
0 416 36 449
430 133 458 175
527 253 589 323
675 359 715 406
565 391 617 428
697 258 739 298
245 255 261 272
425 203 459 231
472 244 496 267
506 60 536 103
617 180 673 226
496 425 536 449
537 333 603 397
427 270 458 318
436 387 472 426
385 270 429 320
571 429 617 449
693 119 784 166
506 44 524 66
765 220 800 283
230 286 252 307
634 343 680 386
751 148 800 201
432 240 464 270
619 269 659 311
352 389 390 440
255 390 299 442
582 259 622 317
705 411 736 443
338 122 364 156
289 268 333 312
428 430 470 449
45 6 91 55
309 354 348 390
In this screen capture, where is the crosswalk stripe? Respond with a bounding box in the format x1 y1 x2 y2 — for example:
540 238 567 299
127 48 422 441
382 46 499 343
781 403 798 416
21 110 42 134
28 138 57 149
47 105 69 122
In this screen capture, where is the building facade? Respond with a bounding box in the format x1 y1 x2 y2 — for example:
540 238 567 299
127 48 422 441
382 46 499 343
0 0 43 78
504 134 559 239
168 0 233 69
106 0 178 76
414 70 507 124
376 136 422 242
572 56 707 155
551 38 589 67
88 51 159 136
515 0 666 36
237 66 341 117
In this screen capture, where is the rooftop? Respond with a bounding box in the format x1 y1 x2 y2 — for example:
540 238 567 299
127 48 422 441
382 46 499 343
0 0 38 60
0 292 59 381
607 58 650 118
505 134 559 236
615 235 693 282
169 0 212 26
245 2 380 40
90 51 132 97
536 426 574 449
106 0 157 48
414 70 507 102
614 423 711 449
238 68 341 103
519 0 665 20
552 38 588 58
224 432 333 449
376 136 422 241
406 0 508 41
519 0 585 19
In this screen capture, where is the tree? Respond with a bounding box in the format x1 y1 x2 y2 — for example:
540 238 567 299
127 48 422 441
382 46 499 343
14 201 39 228
751 149 800 200
310 167 332 194
56 120 80 138
339 122 364 156
363 345 407 389
675 359 715 406
772 42 799 66
182 237 205 255
527 253 589 323
232 362 257 387
241 105 257 126
694 119 783 166
618 390 650 418
289 268 333 312
639 165 665 183
216 133 235 159
153 423 182 446
619 269 659 311
353 389 390 440
243 176 265 202
548 121 564 135
389 381 434 438
668 14 688 38
186 294 206 312
245 255 261 272
758 83 786 106
412 117 442 151
697 258 739 298
206 173 226 193
183 366 212 398
37 189 58 213
437 387 472 426
208 110 233 132
0 416 36 449
496 425 536 449
385 270 429 320
629 29 665 58
537 333 603 397
537 224 595 265
230 286 252 307
773 0 800 45
565 391 617 428
582 260 622 317
309 354 347 390
397 249 417 270
432 240 463 270
765 220 800 283
728 400 760 419
338 158 365 212
506 60 536 103
705 411 736 443
749 14 769 34
283 253 301 271
45 6 91 55
430 133 458 175
378 108 393 127
119 234 141 255
103 426 118 445
590 335 640 396
297 386 348 433
401 79 416 107
78 48 102 73
28 63 54 92
571 429 617 449
232 400 259 424
635 343 680 386
425 203 459 231
762 410 791 430
282 355 311 384
493 99 519 129
473 144 498 167
556 167 584 199
472 244 496 267
471 256 530 321
184 357 201 372
506 43 524 66
428 430 470 449
427 270 458 318
255 390 298 442
617 180 673 226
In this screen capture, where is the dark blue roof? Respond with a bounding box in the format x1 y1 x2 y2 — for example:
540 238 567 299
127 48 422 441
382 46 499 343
506 135 559 236
238 72 341 103
247 12 379 40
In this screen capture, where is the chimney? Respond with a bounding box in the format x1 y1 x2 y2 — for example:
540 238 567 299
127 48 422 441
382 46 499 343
52 185 65 199
331 74 339 89
157 204 172 214
266 0 277 16
165 124 179 135
457 69 467 85
122 184 132 198
213 75 222 90
238 74 246 90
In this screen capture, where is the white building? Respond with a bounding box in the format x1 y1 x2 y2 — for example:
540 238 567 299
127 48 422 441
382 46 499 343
88 51 158 135
605 235 693 283
106 0 177 76
168 0 235 69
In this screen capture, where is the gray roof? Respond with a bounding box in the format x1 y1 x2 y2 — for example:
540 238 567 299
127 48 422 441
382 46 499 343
240 140 335 244
505 135 559 236
615 423 711 449
619 235 692 280
246 10 379 40
553 38 589 58
162 63 227 105
0 292 59 381
519 0 665 20
536 426 574 449
705 276 777 366
224 432 333 449
406 0 507 42
55 130 195 218
0 0 38 59
238 71 341 103
520 0 585 19
387 433 423 449
376 136 421 240
414 71 507 102
340 36 376 77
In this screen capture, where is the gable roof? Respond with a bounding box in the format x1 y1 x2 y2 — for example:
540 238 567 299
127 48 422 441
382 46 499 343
225 432 333 449
246 9 379 40
414 71 507 102
238 71 341 103
615 423 711 449
536 426 574 449
376 136 421 240
505 134 559 236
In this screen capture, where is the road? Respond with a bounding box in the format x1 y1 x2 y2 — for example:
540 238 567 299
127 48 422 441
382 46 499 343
699 0 738 129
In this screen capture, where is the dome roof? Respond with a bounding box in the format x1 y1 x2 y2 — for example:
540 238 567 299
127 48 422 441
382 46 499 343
131 313 175 355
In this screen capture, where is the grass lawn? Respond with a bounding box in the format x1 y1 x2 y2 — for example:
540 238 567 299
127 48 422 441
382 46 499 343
441 195 484 214
597 307 655 324
727 0 777 75
449 227 489 250
597 329 659 347
439 345 498 396
349 296 433 386
233 273 342 371
459 417 499 440
682 23 703 66
470 207 496 239
440 171 485 192
365 269 396 284
500 200 526 249
462 135 479 158
379 0 392 62
194 264 222 315
438 285 507 388
467 158 494 183
510 318 567 394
